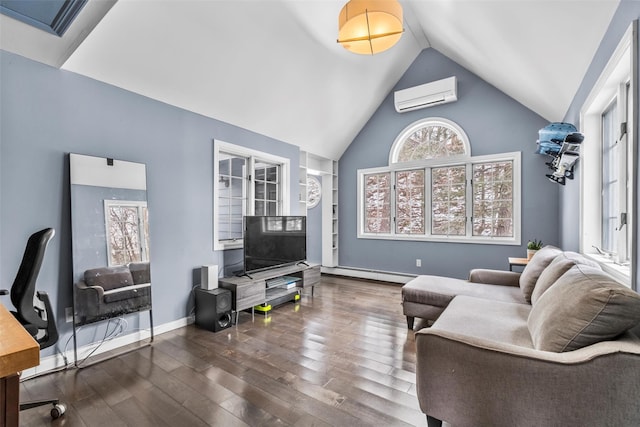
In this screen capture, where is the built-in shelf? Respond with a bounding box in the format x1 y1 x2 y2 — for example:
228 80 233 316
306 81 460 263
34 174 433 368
299 151 338 268
299 150 308 208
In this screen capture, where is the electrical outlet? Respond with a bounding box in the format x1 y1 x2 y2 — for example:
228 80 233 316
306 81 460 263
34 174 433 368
416 259 422 267
65 307 73 323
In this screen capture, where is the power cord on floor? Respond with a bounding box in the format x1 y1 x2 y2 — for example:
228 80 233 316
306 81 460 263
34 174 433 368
63 317 128 368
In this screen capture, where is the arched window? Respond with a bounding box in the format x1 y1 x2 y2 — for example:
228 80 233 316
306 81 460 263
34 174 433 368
358 117 521 244
389 118 471 164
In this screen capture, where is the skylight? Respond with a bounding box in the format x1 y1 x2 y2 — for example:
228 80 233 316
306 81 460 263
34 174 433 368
0 0 86 37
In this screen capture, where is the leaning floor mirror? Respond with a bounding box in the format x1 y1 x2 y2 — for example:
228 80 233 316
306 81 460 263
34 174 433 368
69 153 153 366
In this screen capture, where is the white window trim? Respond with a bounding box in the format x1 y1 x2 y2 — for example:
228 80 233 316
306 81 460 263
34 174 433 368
213 140 290 250
357 151 521 245
104 200 149 266
579 22 635 287
389 117 472 165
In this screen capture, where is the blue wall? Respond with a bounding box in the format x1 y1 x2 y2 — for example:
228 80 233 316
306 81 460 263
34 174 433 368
561 1 640 255
338 48 553 279
0 50 300 356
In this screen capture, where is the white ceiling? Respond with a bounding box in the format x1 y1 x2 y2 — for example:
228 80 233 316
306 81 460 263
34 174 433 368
0 0 620 160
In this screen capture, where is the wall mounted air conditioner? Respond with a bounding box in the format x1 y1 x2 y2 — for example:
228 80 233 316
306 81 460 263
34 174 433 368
394 76 457 113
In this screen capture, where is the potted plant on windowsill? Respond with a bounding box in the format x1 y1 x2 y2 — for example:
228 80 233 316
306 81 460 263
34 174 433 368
527 239 543 259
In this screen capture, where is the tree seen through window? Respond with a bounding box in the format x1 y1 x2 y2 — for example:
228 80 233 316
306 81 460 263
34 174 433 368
359 117 519 242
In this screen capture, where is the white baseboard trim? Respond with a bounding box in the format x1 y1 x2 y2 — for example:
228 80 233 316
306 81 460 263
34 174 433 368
22 315 195 380
321 266 416 284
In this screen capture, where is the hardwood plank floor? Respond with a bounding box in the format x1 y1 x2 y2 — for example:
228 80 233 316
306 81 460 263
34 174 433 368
19 275 430 427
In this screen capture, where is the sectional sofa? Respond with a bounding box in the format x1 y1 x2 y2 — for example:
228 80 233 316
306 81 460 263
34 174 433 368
402 246 640 427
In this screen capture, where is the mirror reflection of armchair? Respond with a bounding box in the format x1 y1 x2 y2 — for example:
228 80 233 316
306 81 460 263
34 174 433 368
70 153 154 366
74 262 152 325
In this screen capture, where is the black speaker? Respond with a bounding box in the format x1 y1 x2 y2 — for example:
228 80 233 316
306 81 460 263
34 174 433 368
195 287 232 332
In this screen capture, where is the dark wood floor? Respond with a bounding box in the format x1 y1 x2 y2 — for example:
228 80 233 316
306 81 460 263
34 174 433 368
19 275 429 427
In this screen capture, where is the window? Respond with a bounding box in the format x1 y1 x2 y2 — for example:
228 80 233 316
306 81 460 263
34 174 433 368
389 117 470 165
213 140 290 250
601 100 620 254
359 118 521 244
580 22 635 287
254 161 280 215
395 169 425 234
104 200 150 266
217 152 246 242
432 165 465 235
472 161 514 237
363 172 391 234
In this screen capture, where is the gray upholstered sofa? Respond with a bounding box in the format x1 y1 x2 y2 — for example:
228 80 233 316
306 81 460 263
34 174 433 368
402 247 640 427
74 262 152 325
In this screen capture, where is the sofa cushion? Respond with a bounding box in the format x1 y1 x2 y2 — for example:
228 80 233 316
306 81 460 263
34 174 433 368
519 245 562 303
84 266 134 291
431 295 534 349
528 265 640 352
402 275 526 309
128 262 151 284
530 252 601 305
103 283 151 303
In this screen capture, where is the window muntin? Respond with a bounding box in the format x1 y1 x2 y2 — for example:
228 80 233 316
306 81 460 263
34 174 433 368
397 124 466 162
213 140 290 250
390 117 471 165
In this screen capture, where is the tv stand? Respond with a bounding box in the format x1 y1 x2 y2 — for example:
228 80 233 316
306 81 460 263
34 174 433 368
219 263 320 321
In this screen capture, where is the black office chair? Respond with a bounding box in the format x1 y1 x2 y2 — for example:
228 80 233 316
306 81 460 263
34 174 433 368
0 228 66 419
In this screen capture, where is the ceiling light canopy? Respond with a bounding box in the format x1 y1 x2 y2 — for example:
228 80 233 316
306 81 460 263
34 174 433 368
337 0 404 55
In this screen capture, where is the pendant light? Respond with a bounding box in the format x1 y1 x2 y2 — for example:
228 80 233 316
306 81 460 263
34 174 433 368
337 0 404 55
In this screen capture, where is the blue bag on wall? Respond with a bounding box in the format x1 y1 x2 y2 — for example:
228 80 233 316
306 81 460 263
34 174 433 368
536 122 578 155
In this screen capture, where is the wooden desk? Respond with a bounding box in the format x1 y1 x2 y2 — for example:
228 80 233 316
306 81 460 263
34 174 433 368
508 257 530 271
0 303 39 427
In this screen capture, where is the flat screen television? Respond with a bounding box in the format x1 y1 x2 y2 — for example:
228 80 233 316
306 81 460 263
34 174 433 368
243 215 307 274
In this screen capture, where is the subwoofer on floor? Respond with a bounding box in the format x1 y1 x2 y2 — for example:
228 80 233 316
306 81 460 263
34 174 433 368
195 287 232 332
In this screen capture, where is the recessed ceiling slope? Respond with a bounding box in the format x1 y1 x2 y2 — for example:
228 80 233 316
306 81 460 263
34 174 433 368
62 0 422 160
2 1 622 159
410 0 620 122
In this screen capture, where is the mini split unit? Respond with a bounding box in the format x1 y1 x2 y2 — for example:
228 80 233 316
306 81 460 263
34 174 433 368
394 76 457 113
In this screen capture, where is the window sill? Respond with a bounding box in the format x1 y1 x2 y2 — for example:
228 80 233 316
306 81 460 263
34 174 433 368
215 240 243 251
583 253 631 288
357 233 520 246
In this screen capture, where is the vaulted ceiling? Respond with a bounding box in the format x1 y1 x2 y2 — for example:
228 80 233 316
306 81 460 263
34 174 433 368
0 0 620 160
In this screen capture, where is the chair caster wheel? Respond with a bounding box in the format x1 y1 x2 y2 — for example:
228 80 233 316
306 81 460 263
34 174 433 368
51 403 66 419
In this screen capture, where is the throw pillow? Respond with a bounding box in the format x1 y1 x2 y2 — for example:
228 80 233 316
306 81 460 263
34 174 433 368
530 252 600 305
528 265 640 352
84 266 134 291
129 262 151 284
519 245 562 303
